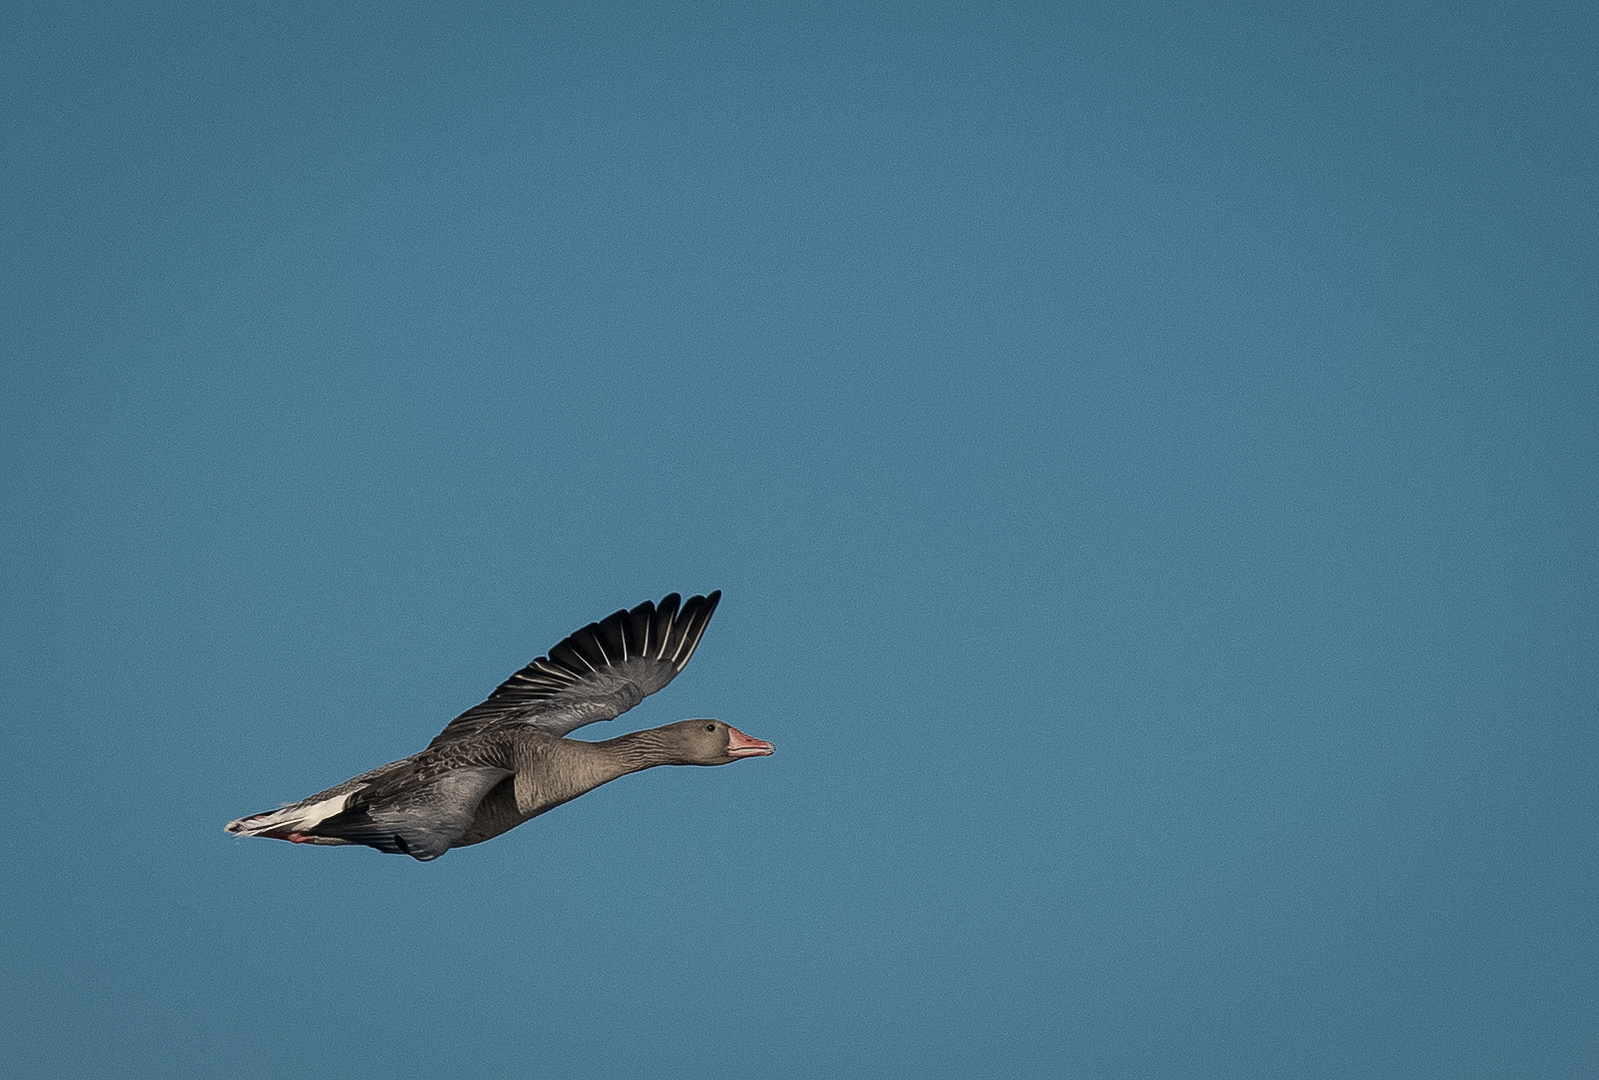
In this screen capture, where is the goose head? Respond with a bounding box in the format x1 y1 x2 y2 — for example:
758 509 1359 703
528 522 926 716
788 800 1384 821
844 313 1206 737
658 719 775 765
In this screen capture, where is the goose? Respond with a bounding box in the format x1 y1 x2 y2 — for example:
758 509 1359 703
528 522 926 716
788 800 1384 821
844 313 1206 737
224 591 771 861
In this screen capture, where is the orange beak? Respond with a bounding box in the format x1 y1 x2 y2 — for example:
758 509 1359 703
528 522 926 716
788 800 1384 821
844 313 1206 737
726 725 775 758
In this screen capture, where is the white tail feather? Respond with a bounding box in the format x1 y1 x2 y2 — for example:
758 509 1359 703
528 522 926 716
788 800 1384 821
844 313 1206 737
224 786 364 837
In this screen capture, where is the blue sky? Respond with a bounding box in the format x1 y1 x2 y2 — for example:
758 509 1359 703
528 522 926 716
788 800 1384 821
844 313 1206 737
3 2 1595 1077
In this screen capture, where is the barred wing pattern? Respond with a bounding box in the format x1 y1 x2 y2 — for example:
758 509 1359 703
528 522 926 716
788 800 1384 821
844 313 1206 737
427 591 721 745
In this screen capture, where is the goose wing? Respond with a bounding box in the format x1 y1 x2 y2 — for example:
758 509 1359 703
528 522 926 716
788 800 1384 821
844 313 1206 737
427 591 721 746
309 763 514 861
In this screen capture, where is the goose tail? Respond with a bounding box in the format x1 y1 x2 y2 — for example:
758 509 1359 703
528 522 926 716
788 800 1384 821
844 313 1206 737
224 786 366 845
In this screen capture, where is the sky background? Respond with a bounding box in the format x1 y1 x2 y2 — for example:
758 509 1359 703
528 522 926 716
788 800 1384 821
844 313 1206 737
3 2 1596 1077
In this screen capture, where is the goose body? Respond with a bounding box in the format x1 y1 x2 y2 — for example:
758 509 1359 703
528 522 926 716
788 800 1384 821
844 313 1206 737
225 591 772 861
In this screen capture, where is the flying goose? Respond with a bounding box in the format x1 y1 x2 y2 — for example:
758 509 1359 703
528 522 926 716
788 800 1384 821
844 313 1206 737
225 591 771 861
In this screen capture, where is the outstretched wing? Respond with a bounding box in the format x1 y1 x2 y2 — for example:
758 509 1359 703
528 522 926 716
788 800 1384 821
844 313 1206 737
427 591 721 746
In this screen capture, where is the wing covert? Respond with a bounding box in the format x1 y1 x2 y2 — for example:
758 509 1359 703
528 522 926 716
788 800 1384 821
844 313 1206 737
312 765 513 861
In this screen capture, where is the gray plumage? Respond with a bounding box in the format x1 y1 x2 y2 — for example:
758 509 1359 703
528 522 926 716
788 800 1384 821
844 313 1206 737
225 591 773 861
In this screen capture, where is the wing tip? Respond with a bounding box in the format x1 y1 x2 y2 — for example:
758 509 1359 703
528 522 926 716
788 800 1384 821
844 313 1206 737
670 589 722 670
